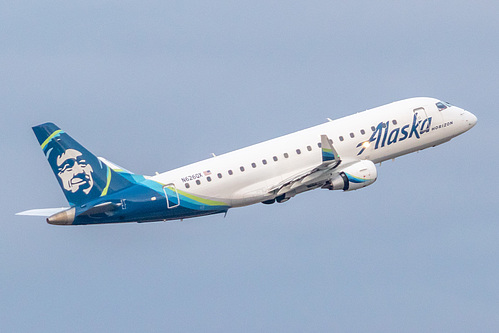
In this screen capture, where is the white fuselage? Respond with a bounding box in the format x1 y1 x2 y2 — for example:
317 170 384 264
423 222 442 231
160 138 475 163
151 97 476 208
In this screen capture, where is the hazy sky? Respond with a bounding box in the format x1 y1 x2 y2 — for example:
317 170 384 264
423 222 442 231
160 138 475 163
1 1 497 332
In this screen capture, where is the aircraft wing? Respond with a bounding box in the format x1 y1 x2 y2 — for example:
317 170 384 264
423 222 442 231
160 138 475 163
268 135 343 196
16 208 69 217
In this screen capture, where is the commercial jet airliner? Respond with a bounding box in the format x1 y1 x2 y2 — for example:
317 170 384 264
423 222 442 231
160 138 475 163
17 97 476 225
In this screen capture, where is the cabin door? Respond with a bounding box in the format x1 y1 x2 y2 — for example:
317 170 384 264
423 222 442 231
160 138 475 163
413 107 428 123
163 184 180 209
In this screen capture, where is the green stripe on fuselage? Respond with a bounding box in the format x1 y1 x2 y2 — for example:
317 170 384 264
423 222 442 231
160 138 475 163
167 186 228 207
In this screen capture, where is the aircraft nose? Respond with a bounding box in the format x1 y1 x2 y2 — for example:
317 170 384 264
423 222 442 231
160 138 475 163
465 111 477 128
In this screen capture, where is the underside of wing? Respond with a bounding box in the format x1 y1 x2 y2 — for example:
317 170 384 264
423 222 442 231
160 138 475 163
268 135 344 197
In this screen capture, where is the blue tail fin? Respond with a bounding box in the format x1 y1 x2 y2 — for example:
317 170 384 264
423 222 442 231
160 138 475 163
33 122 135 207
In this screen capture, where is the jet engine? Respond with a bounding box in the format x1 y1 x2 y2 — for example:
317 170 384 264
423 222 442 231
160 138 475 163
324 160 377 191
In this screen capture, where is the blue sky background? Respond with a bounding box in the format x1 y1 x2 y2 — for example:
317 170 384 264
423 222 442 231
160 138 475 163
1 1 497 332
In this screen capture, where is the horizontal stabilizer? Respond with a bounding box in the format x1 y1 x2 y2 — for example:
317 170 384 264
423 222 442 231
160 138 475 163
16 208 69 217
98 157 134 174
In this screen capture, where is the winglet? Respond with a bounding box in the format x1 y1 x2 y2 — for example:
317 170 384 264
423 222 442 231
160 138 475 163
321 135 340 164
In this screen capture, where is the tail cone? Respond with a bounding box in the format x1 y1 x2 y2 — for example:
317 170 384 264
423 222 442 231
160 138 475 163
47 208 75 225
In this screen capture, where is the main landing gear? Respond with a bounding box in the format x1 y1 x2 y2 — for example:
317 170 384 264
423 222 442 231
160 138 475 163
261 194 290 205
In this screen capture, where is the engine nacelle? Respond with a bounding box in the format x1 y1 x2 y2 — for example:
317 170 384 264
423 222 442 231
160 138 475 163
325 160 377 191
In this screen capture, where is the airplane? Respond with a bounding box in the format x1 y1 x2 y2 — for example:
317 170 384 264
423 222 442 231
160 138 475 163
17 97 477 225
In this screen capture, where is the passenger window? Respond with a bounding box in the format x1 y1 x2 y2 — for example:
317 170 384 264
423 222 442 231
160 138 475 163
228 170 233 175
251 163 256 168
339 136 344 141
382 123 387 128
329 139 333 145
196 180 201 185
217 173 222 179
371 126 375 131
185 183 190 188
307 145 312 151
262 159 267 165
284 153 289 158
240 166 245 172
207 176 212 182
273 156 278 161
296 149 301 155
317 142 321 148
392 120 397 125
350 133 354 138
360 129 365 135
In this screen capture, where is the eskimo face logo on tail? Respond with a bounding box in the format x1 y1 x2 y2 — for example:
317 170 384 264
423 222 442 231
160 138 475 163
56 149 94 194
357 112 432 155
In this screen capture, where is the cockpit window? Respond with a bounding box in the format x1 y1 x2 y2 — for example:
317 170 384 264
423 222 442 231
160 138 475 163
436 101 447 111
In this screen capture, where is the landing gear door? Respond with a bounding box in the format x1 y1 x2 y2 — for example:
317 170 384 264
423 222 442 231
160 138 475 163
162 184 180 209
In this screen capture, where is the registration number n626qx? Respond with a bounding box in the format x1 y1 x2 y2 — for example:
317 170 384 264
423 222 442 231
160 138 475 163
181 173 203 183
